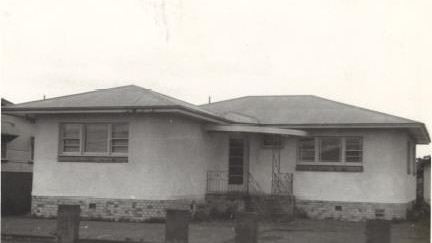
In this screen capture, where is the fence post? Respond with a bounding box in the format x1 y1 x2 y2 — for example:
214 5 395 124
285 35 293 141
56 205 81 243
165 209 190 243
235 212 258 243
365 220 390 243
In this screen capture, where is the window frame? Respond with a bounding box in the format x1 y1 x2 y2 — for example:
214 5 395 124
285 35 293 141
58 122 129 158
297 136 363 166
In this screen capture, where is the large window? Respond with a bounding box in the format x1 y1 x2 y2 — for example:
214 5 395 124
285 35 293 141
298 137 363 164
59 123 129 157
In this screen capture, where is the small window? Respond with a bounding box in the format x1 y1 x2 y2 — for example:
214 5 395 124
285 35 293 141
30 137 35 162
111 124 129 154
61 124 81 153
319 138 341 162
299 138 315 162
345 138 362 162
263 135 283 148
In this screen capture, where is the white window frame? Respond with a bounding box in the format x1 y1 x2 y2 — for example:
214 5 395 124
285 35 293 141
297 136 363 166
59 123 129 157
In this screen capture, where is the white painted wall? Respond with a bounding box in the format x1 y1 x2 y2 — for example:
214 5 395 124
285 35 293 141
33 113 417 205
33 113 213 200
424 164 430 205
1 114 34 173
247 129 417 204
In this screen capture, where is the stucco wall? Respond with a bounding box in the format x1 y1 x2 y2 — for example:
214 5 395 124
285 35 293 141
424 164 430 205
33 113 417 205
33 113 213 201
246 129 417 204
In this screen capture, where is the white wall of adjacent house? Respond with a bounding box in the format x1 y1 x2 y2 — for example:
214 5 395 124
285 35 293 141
424 164 430 205
1 114 34 173
32 113 215 201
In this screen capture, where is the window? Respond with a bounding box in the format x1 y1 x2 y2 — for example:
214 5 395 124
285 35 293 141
319 138 341 162
298 137 363 164
345 138 362 162
298 138 315 161
263 135 284 148
407 141 416 175
59 123 129 161
29 137 35 162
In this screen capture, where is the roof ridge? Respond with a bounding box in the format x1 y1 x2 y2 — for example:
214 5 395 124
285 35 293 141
311 95 421 124
148 89 221 115
200 95 314 107
200 96 250 107
9 85 138 107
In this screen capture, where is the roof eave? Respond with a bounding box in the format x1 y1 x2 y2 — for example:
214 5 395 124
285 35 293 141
2 106 230 125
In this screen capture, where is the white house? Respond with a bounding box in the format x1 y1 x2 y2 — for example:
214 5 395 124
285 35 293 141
2 85 429 221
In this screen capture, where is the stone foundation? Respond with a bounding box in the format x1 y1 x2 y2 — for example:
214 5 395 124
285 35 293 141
31 196 193 222
295 199 414 221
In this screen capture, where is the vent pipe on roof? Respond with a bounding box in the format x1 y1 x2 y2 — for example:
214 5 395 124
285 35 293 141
43 95 46 100
208 96 211 104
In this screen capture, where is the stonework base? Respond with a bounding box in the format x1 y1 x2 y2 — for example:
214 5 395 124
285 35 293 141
295 199 414 221
31 196 192 222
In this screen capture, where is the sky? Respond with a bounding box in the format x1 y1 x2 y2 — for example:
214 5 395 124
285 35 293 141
1 0 431 156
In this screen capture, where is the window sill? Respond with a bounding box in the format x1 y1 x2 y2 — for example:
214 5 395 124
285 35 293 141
296 164 363 172
58 155 128 163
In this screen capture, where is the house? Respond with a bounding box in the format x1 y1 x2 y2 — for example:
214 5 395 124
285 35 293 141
1 98 35 215
2 85 430 221
417 155 431 205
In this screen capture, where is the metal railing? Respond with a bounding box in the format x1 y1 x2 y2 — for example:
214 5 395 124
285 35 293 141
206 170 293 195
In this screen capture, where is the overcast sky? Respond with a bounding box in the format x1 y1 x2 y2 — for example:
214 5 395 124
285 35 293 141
1 0 431 156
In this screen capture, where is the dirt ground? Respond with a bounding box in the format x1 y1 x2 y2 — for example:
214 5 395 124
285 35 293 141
1 216 430 243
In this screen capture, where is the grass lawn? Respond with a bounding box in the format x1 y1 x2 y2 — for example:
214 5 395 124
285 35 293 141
1 216 430 243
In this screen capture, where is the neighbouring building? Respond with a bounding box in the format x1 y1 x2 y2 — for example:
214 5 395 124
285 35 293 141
417 155 431 205
2 85 430 221
1 98 35 215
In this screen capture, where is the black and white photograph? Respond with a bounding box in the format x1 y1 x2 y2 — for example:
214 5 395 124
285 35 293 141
1 0 431 242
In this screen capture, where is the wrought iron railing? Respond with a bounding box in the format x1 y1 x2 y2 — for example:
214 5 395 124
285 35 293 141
206 170 248 193
206 170 293 195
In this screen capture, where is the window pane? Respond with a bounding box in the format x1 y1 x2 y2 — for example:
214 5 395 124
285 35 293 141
85 124 108 153
320 138 341 162
63 124 80 138
345 138 362 162
112 124 129 138
299 139 315 161
112 139 128 146
112 146 128 153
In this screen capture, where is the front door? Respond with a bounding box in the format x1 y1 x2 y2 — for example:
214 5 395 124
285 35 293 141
228 136 248 192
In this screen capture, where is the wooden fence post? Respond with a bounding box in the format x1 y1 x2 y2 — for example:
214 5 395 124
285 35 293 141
366 220 390 243
57 205 81 243
235 212 258 243
165 209 190 243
